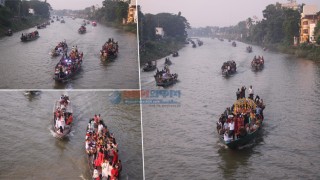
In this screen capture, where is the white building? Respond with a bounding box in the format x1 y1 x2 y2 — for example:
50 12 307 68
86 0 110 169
155 27 164 38
281 0 298 10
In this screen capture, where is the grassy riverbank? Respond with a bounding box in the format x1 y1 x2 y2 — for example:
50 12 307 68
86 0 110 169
268 43 320 61
0 16 48 37
139 39 185 65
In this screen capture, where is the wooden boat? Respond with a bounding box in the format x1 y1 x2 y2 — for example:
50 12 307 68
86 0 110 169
216 98 265 149
154 68 178 87
52 95 73 139
53 52 83 82
85 116 122 179
5 29 13 36
198 40 203 46
221 60 237 76
21 31 39 42
246 46 252 53
78 26 86 34
251 56 264 71
100 39 119 61
24 90 41 96
142 61 157 72
232 41 237 47
172 51 179 57
51 41 68 57
37 24 46 29
164 58 172 65
92 21 97 26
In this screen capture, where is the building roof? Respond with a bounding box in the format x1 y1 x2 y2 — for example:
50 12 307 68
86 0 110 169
303 5 318 16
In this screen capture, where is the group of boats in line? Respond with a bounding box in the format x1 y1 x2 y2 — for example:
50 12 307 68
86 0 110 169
4 16 118 82
51 94 121 179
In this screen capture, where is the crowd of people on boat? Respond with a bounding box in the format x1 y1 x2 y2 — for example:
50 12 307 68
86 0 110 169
21 31 39 41
85 114 122 180
221 60 237 75
217 86 265 143
154 65 178 83
54 95 73 134
54 46 83 79
52 41 68 56
251 55 264 66
79 25 86 33
100 38 119 60
246 46 253 53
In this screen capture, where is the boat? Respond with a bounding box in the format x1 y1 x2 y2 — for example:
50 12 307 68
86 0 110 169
51 41 68 57
198 40 203 46
246 46 252 53
37 24 46 29
51 20 54 23
92 21 97 26
172 51 179 57
20 31 39 42
164 57 172 65
52 94 73 139
53 49 83 82
60 19 65 23
100 39 119 61
216 97 265 149
85 115 122 179
142 61 157 72
219 38 224 41
5 29 12 36
78 25 86 34
221 60 237 76
232 41 237 47
24 90 41 96
87 20 90 24
251 56 264 71
154 66 178 87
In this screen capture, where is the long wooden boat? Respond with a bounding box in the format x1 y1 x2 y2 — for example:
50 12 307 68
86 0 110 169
232 41 237 47
85 116 122 179
51 41 68 57
154 69 178 87
164 58 172 65
246 46 252 53
5 29 13 36
78 26 86 34
52 95 73 139
142 61 157 72
251 56 264 71
21 31 39 42
100 40 119 61
217 97 265 149
53 53 83 82
221 60 237 77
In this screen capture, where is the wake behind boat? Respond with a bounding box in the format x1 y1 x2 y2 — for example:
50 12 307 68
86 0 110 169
53 46 83 82
216 87 265 149
52 94 73 139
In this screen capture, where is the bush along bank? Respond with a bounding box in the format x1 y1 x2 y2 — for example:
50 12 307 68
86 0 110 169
139 38 185 65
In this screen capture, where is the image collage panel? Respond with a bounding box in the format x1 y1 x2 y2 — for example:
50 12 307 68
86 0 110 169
1 0 320 179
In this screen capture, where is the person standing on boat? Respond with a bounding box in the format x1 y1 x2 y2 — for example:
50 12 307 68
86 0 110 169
236 88 241 100
248 85 254 99
228 116 235 140
240 86 246 98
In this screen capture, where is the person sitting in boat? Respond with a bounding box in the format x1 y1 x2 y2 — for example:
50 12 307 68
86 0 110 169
66 113 73 125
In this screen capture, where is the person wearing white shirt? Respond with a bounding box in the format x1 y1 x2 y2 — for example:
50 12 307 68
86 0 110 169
228 119 235 140
248 85 254 99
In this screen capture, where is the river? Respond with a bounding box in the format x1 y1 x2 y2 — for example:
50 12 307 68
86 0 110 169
0 91 143 179
0 18 139 89
141 38 320 179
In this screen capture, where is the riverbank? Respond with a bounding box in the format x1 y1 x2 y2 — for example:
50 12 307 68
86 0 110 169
93 19 137 34
0 16 48 38
139 39 185 65
268 43 320 61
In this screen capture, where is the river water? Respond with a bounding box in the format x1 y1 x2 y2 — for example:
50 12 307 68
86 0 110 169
0 18 139 89
141 38 320 179
0 91 143 179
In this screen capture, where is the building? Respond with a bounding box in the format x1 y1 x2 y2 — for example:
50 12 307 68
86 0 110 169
126 0 137 24
155 27 164 38
0 0 6 7
281 0 298 10
300 5 319 43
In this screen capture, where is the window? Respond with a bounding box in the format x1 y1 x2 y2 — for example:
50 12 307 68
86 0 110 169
302 21 308 25
303 29 308 34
